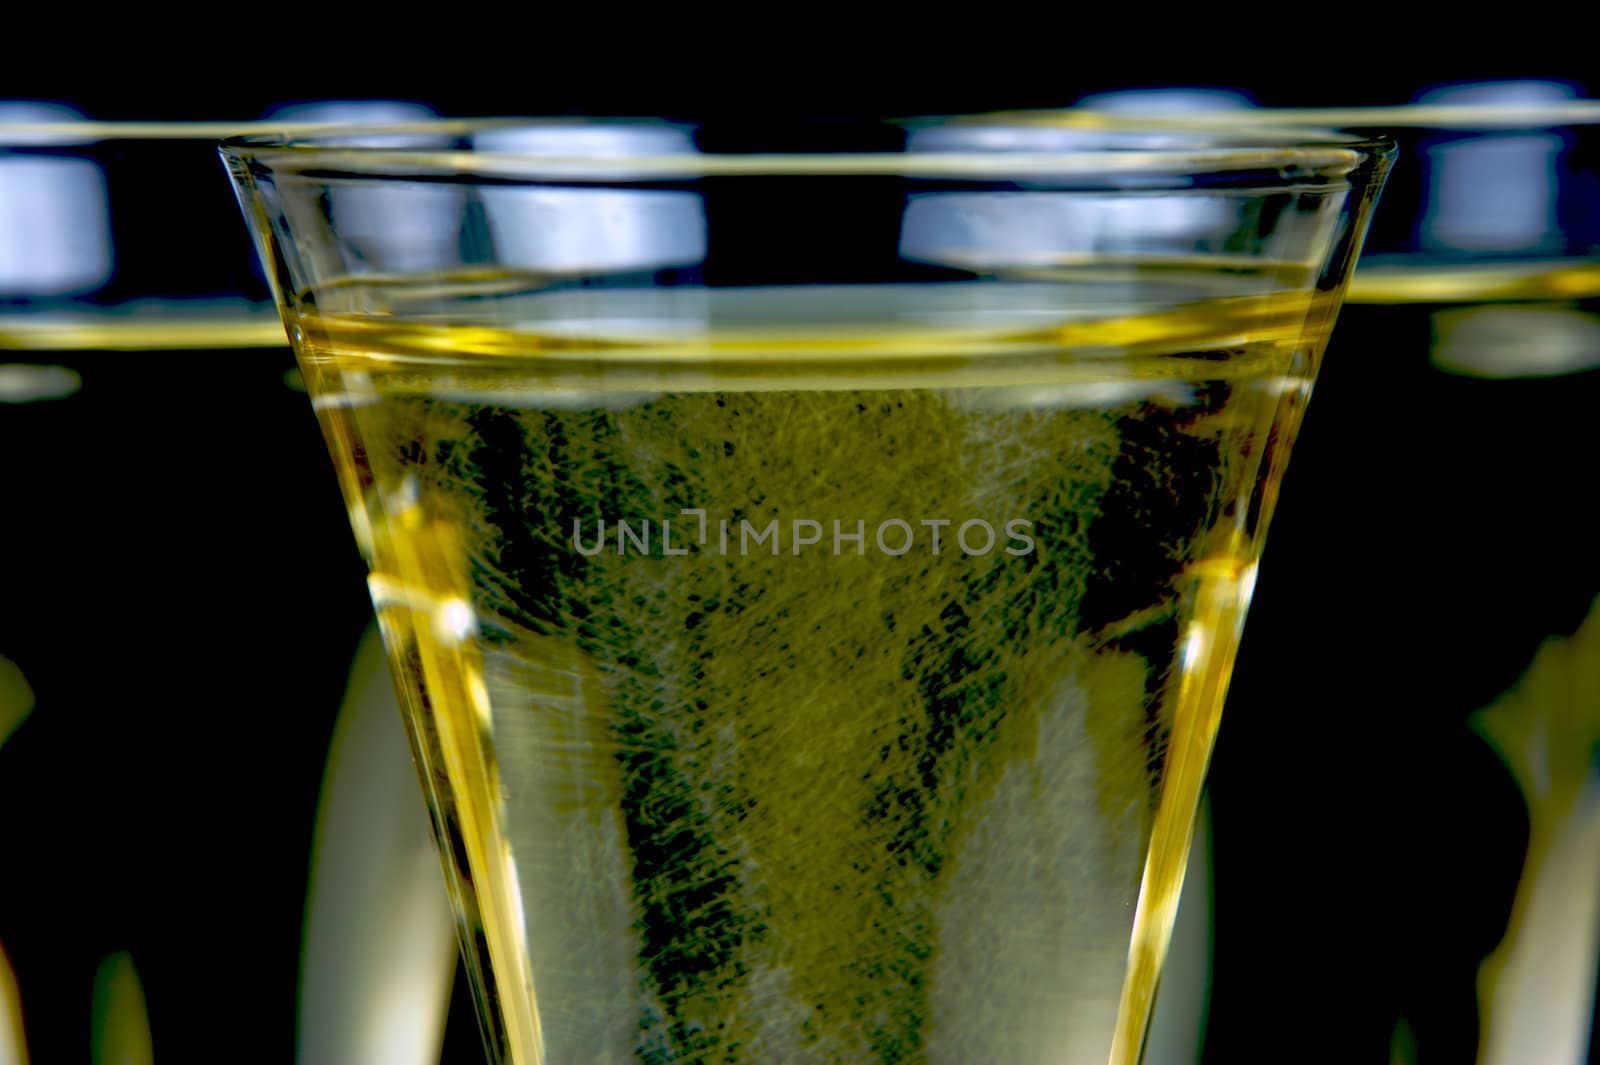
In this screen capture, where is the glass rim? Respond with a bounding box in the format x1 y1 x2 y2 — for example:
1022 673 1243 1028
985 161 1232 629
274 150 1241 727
986 100 1600 131
1246 101 1600 128
216 115 1393 182
0 119 418 143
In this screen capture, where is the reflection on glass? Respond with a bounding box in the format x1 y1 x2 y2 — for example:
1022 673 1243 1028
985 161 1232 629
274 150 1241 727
995 83 1600 1064
0 104 112 297
903 104 1308 269
0 940 23 1065
0 112 451 1065
1221 89 1598 1065
0 364 81 402
1414 82 1576 255
1075 88 1255 113
299 627 456 1065
1469 593 1600 1065
899 190 1336 268
88 952 152 1065
474 125 706 276
269 101 465 275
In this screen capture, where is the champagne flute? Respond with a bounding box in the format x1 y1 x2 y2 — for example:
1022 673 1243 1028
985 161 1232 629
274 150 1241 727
224 116 1392 1065
984 90 1600 1061
1211 90 1600 1065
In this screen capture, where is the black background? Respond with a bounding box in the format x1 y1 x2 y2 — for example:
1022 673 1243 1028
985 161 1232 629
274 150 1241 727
1 40 1596 1065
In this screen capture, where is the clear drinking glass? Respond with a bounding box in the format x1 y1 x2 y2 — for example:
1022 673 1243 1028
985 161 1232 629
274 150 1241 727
1016 88 1600 1062
0 114 439 1064
1215 94 1600 1065
223 117 1392 1065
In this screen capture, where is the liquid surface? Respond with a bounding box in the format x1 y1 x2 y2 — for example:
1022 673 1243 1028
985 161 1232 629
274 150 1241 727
0 301 286 351
292 276 1332 1065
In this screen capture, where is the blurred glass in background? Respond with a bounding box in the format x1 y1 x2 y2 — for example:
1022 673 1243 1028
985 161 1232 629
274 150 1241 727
943 79 1600 1065
1074 88 1257 113
0 103 455 1065
2 81 1595 1065
1160 83 1600 1065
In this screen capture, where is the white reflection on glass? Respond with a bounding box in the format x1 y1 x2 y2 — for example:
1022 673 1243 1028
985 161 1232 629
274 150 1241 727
267 100 435 126
0 102 112 297
473 125 706 275
952 380 1196 412
0 363 81 403
900 191 1244 270
267 101 464 274
1417 81 1576 255
904 96 1258 270
1076 87 1255 112
1430 304 1600 379
908 124 1108 152
297 629 455 1065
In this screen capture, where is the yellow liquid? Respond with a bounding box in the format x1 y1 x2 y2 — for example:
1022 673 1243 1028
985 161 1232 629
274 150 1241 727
0 302 286 352
291 278 1335 1065
1348 258 1600 305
